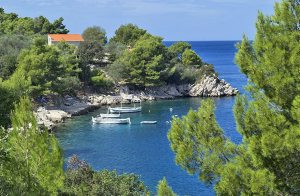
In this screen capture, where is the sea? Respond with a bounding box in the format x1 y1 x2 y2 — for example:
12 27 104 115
55 41 248 196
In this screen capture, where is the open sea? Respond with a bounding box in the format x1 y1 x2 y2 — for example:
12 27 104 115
55 41 247 196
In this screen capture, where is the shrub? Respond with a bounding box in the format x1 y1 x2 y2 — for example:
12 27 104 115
90 70 114 92
182 49 203 67
62 155 149 196
53 76 82 96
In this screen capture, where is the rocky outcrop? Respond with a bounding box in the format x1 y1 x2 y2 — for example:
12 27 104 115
35 107 70 129
188 76 238 97
36 75 238 129
116 75 238 101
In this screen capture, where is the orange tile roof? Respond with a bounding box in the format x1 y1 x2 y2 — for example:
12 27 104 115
48 34 84 42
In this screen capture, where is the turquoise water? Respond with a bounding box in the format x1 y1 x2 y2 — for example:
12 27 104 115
56 41 247 195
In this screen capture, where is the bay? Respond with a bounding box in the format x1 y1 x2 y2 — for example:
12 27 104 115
56 41 247 196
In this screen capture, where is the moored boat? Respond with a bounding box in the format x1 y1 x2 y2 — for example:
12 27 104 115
140 121 157 124
100 113 121 118
92 117 131 124
109 106 142 114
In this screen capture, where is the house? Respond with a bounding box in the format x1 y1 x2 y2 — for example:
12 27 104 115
48 34 84 47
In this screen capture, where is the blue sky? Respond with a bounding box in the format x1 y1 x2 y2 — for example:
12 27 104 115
2 0 276 41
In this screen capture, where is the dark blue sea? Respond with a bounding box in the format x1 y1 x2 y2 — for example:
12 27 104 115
55 41 247 196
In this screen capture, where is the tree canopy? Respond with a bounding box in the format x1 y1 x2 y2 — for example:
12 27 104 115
168 41 192 59
0 97 64 195
157 177 177 196
0 35 31 79
109 30 211 87
82 26 107 45
0 8 69 35
62 155 149 195
110 34 168 87
182 49 203 68
15 38 80 96
168 0 300 195
109 23 147 47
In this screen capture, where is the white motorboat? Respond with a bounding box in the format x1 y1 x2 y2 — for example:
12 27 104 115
140 121 157 124
109 106 142 114
92 117 131 124
99 113 121 118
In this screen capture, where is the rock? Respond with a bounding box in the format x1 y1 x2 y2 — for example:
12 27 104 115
116 75 238 101
35 107 70 130
46 110 68 123
189 75 238 97
165 85 182 97
177 84 191 95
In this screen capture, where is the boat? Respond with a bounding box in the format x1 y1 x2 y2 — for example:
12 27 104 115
92 117 131 124
109 106 142 114
140 121 157 124
99 113 121 118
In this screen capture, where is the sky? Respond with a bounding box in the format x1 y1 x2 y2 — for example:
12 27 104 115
1 0 276 41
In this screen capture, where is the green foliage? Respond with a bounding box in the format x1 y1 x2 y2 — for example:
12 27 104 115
105 41 126 62
33 16 52 34
168 99 236 183
109 34 167 87
54 76 82 96
50 17 69 34
110 24 147 47
0 70 30 128
168 0 300 195
0 8 69 35
90 70 114 92
168 41 192 59
15 38 80 96
0 35 31 79
82 26 107 45
77 40 105 83
182 49 203 68
107 60 129 83
78 41 105 65
109 33 210 86
62 155 149 196
157 177 177 196
162 64 215 85
0 97 64 195
0 84 12 128
56 41 81 76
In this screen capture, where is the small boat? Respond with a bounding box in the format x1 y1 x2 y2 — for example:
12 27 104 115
92 117 131 124
109 106 142 114
99 113 121 118
140 121 157 124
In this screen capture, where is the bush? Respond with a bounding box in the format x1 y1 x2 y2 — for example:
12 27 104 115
90 70 114 92
53 76 82 96
0 35 31 79
157 177 177 196
182 49 203 68
198 64 216 78
62 155 149 196
107 61 129 83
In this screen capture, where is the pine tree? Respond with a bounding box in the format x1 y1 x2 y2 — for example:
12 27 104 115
168 0 300 195
157 177 177 196
0 97 64 195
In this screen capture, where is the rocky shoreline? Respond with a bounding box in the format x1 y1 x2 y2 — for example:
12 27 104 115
36 75 238 129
